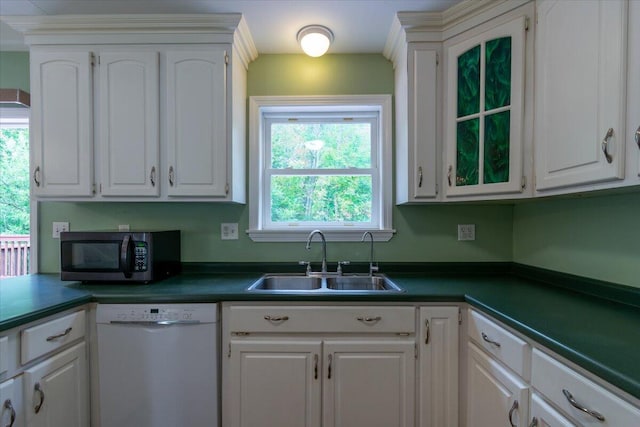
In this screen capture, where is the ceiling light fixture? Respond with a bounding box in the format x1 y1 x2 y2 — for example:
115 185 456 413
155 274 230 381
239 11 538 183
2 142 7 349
297 25 334 57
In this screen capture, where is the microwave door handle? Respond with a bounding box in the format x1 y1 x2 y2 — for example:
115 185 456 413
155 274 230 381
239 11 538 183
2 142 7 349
120 235 133 278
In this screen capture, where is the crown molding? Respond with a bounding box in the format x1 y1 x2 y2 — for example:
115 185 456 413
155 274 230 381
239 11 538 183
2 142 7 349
383 0 530 65
3 14 258 65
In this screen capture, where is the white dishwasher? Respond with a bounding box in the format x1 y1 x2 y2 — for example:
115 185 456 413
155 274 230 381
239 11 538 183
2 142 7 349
96 303 219 427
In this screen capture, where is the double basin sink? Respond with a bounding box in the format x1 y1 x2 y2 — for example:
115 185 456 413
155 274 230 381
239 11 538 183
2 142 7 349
247 274 404 293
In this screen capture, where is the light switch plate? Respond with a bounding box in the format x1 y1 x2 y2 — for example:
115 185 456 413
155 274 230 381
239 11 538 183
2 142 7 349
221 223 239 240
458 224 476 241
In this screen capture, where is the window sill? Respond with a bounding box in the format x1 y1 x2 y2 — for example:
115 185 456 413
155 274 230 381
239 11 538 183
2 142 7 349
247 229 396 242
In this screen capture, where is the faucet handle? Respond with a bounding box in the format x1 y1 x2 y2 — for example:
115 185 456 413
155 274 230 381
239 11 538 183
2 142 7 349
337 261 350 275
299 261 312 275
369 263 379 275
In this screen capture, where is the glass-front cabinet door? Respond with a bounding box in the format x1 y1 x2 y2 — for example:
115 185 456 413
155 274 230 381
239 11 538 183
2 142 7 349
444 17 527 197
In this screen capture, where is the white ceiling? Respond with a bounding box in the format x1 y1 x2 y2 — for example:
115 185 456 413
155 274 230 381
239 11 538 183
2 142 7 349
0 0 462 53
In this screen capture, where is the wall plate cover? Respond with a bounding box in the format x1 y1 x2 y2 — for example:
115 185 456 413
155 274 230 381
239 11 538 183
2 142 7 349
458 224 476 241
221 223 239 240
52 222 69 238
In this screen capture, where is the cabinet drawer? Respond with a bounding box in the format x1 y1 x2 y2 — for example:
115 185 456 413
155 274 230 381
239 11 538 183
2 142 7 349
227 306 415 334
467 309 530 378
21 311 86 364
532 348 640 426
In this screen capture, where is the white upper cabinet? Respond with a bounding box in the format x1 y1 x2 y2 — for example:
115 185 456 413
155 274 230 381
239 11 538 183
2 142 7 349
444 15 528 198
165 49 228 197
98 51 160 197
7 14 255 202
534 0 628 191
30 50 94 197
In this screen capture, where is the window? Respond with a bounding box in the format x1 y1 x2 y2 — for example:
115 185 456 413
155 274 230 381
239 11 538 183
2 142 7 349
248 95 393 242
0 107 34 276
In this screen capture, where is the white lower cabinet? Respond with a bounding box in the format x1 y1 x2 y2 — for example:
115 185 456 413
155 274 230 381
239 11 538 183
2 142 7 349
228 340 322 427
530 392 576 427
23 342 88 427
418 306 459 427
223 304 416 427
1 377 23 427
322 340 415 427
466 342 529 427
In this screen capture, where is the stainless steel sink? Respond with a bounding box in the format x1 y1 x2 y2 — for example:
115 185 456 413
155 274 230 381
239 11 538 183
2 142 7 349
247 274 403 293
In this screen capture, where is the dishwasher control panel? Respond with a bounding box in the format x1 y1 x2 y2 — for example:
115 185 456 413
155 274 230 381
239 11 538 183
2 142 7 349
96 303 218 324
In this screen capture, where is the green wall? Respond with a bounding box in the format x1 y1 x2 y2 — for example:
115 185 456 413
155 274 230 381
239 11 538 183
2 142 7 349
513 191 640 288
0 52 30 91
35 54 514 272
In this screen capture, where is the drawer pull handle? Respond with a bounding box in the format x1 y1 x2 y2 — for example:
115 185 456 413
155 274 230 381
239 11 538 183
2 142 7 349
34 383 45 414
481 332 501 347
418 166 423 188
168 166 175 186
528 417 538 427
46 327 72 342
264 315 289 322
150 166 156 187
357 316 381 323
327 354 332 379
601 127 614 163
508 400 518 427
562 389 605 422
635 125 640 150
3 399 16 427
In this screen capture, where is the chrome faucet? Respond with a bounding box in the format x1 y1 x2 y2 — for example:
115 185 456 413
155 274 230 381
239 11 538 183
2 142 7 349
361 231 379 276
306 229 327 274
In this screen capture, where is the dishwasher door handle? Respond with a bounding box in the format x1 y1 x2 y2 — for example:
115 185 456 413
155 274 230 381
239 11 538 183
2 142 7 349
109 320 202 326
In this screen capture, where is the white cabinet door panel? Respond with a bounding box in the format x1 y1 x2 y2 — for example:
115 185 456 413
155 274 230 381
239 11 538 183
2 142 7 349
226 340 322 427
535 0 627 190
323 340 415 427
23 342 87 427
30 51 93 197
166 49 228 197
530 392 577 427
1 377 23 427
99 51 159 196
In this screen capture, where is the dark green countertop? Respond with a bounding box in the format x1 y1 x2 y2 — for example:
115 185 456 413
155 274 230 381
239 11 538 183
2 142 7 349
1 267 639 401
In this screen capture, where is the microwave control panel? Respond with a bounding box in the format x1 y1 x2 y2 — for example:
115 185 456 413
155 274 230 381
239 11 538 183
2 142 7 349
134 242 148 271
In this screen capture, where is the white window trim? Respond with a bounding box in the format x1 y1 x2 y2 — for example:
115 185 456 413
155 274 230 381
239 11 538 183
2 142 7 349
248 95 394 242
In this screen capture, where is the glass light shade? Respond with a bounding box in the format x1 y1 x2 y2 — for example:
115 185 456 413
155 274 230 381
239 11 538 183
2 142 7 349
297 25 334 57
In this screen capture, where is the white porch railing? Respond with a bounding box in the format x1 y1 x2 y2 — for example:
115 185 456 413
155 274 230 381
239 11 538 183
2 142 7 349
0 235 30 278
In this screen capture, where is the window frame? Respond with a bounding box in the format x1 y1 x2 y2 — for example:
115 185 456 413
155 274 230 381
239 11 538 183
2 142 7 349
248 95 394 242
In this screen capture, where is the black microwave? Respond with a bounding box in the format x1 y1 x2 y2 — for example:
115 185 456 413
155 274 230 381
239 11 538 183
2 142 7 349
60 230 181 283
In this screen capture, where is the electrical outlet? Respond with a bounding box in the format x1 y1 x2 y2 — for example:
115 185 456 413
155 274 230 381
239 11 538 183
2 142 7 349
458 224 476 241
221 223 239 240
52 222 69 238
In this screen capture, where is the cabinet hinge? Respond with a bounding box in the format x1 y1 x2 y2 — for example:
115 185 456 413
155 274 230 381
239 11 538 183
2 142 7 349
435 183 439 195
521 176 527 190
525 17 530 31
98 183 102 194
458 308 463 325
225 183 230 195
224 52 229 65
91 53 97 67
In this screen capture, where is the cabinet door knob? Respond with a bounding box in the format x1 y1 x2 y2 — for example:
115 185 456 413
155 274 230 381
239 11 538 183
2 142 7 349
34 382 45 414
601 127 614 163
3 399 16 427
